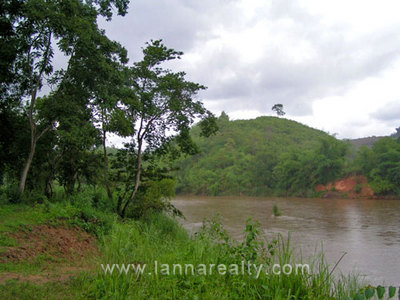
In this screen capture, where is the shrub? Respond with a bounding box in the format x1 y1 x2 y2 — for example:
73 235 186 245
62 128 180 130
1 184 21 204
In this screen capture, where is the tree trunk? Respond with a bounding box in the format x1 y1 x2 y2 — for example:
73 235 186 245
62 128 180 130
120 140 142 218
102 126 113 201
45 177 53 198
18 136 37 195
18 31 52 196
18 124 51 196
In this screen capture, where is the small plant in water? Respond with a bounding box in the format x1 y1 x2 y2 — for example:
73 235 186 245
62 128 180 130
273 204 282 216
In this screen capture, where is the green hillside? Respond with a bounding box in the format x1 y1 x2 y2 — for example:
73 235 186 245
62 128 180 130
175 113 348 196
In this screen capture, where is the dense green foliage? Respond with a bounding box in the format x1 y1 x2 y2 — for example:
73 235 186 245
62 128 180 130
0 0 217 218
0 0 131 196
175 114 348 197
353 137 400 195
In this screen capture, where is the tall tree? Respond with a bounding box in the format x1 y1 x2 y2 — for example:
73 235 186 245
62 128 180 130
272 104 285 116
1 0 130 195
51 21 128 196
118 40 217 218
90 60 130 202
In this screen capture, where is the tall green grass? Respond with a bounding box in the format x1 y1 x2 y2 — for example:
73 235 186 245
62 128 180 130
82 214 362 299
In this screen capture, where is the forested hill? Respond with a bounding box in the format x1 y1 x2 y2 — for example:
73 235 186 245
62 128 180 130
175 113 348 196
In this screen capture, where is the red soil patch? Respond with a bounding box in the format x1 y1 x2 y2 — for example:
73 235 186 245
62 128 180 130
0 224 97 263
315 175 375 198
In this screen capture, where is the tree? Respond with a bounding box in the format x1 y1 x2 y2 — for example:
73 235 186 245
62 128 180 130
50 26 128 196
90 60 130 202
117 40 217 218
272 104 285 116
362 137 400 195
1 0 130 195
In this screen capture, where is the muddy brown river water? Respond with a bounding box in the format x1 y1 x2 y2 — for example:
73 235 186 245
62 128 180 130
173 196 400 286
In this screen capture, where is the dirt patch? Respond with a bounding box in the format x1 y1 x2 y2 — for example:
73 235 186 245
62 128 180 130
0 224 99 285
0 224 97 263
316 175 375 199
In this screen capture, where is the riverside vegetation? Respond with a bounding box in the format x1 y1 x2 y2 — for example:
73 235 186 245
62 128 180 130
1 0 400 298
0 190 370 299
2 190 400 299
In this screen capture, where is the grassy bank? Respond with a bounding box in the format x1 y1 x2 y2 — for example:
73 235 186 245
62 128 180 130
0 195 368 299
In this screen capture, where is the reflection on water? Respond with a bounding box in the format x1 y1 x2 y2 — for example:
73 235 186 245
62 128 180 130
173 196 400 286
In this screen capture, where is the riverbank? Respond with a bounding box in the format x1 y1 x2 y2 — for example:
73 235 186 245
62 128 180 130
315 175 400 200
177 175 400 200
0 198 370 299
173 195 400 286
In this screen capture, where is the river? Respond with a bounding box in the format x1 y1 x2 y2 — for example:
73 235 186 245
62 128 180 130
172 196 400 286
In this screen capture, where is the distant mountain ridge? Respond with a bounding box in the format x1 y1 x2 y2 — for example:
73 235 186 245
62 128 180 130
345 127 399 149
346 136 385 149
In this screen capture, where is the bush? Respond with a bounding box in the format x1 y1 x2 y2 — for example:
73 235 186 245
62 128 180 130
26 190 48 204
125 178 181 219
41 192 116 236
0 184 21 204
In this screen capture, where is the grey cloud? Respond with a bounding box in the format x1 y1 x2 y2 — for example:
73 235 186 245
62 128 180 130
100 2 201 58
100 0 240 60
100 0 400 119
371 101 400 122
200 26 400 116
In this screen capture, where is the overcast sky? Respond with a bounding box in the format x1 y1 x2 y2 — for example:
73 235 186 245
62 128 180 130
99 0 400 140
